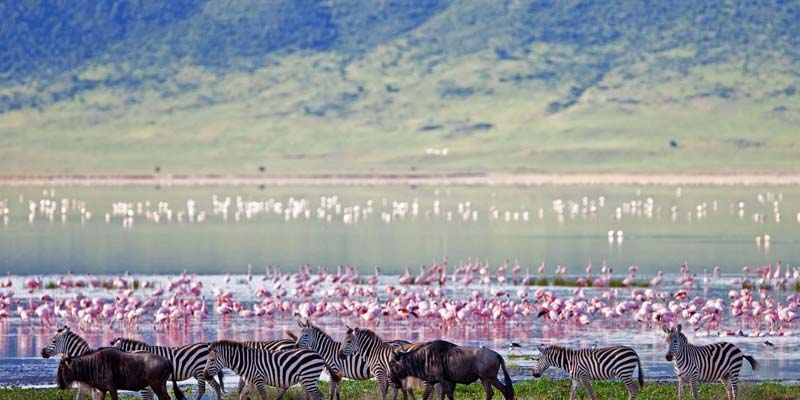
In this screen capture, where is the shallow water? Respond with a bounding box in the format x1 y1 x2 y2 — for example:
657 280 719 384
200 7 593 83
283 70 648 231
0 273 797 388
0 186 798 275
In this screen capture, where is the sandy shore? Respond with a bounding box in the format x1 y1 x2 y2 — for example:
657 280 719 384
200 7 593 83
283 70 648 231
1 172 800 187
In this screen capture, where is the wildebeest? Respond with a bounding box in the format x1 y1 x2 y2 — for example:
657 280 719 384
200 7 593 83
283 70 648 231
390 340 514 400
56 347 186 400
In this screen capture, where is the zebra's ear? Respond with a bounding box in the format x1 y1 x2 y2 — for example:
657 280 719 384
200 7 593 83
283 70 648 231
537 344 546 352
661 325 670 334
676 324 682 333
345 324 352 333
297 319 305 328
305 318 311 327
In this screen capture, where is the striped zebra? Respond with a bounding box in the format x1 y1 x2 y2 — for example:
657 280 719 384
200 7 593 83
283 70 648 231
294 320 423 400
41 326 98 400
202 340 326 400
532 344 643 400
340 326 421 400
111 337 223 400
663 324 759 400
211 339 298 400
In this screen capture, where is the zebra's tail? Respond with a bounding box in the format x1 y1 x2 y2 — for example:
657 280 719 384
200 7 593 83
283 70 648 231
637 358 644 388
170 365 187 400
745 355 759 371
499 355 515 400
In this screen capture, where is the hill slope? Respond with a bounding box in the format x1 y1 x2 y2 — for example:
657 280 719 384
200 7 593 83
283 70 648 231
0 0 798 175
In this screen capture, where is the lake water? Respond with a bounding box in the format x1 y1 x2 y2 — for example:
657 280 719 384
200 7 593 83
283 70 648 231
0 185 798 275
0 184 799 390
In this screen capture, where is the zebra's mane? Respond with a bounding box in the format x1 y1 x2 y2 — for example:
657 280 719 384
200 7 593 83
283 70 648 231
55 329 90 348
355 327 383 342
213 339 247 349
115 337 150 347
309 324 336 342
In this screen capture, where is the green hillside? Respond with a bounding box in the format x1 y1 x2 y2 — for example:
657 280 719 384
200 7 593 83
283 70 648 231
0 1 798 175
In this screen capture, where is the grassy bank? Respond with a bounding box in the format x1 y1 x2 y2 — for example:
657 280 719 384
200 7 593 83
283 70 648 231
2 380 798 400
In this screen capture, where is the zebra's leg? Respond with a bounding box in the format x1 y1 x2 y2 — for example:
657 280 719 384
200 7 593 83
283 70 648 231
237 377 250 400
689 377 699 400
421 383 434 400
580 376 596 400
569 379 579 400
276 387 288 400
623 378 638 400
377 372 390 400
204 373 224 400
193 376 206 400
302 378 324 400
139 388 153 400
256 382 269 400
721 376 735 400
677 377 685 400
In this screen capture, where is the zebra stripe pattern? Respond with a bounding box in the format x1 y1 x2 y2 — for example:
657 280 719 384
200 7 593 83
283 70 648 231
340 327 420 400
664 324 759 400
111 337 223 400
41 326 97 400
532 344 643 400
217 339 298 397
203 340 325 400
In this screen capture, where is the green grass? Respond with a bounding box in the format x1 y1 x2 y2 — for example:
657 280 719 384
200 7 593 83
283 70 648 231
2 380 799 400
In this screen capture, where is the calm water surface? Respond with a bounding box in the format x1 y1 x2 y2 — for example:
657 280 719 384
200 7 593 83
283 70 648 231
0 185 798 275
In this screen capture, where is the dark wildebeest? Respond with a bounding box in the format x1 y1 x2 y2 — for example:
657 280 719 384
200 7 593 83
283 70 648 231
56 347 186 400
390 340 514 400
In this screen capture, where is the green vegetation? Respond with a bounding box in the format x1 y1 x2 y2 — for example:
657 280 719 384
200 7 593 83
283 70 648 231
2 380 799 400
1 1 798 175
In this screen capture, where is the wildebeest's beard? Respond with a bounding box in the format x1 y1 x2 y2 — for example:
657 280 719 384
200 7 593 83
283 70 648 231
56 360 72 390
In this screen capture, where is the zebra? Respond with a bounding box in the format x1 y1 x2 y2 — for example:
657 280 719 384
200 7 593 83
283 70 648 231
202 340 326 400
204 338 298 400
110 337 224 400
295 320 371 400
532 344 643 400
340 326 423 400
41 326 98 400
663 324 759 400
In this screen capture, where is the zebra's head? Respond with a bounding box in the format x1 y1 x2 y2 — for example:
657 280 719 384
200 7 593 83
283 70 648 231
296 319 318 350
204 343 224 381
41 326 71 358
340 325 360 358
663 324 684 361
531 345 553 378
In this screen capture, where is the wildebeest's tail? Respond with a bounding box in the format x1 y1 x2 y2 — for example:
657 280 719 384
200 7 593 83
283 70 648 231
745 355 759 371
637 358 644 388
499 355 515 400
170 363 186 400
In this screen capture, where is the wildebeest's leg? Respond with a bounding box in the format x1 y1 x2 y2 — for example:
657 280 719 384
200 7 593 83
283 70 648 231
109 390 119 400
482 378 495 400
98 391 107 400
151 382 171 400
439 382 455 400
